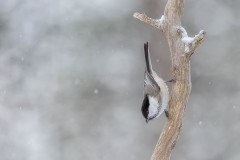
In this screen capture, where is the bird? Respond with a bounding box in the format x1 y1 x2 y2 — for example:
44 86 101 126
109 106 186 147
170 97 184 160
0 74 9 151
141 42 170 123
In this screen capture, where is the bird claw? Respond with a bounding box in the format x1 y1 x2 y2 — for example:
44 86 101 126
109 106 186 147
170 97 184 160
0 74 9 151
164 110 169 118
166 79 175 83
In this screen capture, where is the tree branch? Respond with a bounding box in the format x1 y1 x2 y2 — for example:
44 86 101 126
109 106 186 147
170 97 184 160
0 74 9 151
133 0 205 160
177 26 206 56
133 12 164 30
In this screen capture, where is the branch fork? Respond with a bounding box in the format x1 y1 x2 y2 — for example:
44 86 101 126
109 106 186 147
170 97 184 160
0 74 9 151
177 26 206 55
134 12 205 56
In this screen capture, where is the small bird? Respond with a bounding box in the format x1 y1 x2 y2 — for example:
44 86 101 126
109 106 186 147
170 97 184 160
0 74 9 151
141 42 170 123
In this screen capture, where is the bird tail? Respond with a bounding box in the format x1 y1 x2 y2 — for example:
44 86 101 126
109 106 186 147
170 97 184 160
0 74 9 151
144 42 152 74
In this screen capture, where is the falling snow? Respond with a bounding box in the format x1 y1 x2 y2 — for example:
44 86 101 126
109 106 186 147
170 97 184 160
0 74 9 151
18 34 23 39
0 1 238 160
74 79 80 85
94 89 99 94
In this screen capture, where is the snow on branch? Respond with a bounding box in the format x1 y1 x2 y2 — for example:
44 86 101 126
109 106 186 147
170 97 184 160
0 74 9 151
177 26 206 54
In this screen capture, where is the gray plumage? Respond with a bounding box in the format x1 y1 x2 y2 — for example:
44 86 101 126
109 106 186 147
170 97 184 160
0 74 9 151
141 42 170 122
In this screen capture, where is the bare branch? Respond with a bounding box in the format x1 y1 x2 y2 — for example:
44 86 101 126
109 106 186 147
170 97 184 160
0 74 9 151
133 0 205 160
133 12 164 30
188 30 206 56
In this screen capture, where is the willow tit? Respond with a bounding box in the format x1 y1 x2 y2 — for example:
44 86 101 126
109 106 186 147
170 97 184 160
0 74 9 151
141 42 170 123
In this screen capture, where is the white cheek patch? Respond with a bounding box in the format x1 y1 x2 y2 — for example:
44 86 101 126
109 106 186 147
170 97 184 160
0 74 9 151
148 96 159 118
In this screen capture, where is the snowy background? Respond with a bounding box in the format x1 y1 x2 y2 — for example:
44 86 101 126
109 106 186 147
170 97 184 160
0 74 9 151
0 0 240 160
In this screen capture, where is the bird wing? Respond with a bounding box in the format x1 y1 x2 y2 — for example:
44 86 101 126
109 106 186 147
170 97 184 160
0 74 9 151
144 71 160 96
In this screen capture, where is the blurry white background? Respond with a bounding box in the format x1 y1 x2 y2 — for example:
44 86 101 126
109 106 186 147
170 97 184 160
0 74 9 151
0 0 240 160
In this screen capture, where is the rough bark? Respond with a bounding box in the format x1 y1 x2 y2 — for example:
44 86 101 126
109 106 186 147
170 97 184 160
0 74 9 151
133 0 205 160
